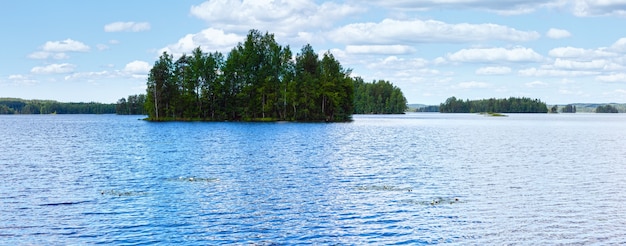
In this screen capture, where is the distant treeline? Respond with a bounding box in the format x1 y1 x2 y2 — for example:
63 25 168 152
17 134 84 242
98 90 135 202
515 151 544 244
549 104 622 113
596 104 619 113
0 98 115 114
116 94 147 115
353 78 407 114
143 29 406 122
415 105 439 112
439 97 548 113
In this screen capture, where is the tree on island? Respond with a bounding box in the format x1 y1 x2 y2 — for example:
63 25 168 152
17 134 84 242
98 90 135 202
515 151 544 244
439 97 548 113
596 104 618 113
561 104 576 113
550 105 558 113
143 29 407 122
353 78 407 114
116 94 147 115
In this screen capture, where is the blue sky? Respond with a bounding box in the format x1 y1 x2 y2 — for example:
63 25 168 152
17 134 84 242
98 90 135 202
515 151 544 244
2 0 626 104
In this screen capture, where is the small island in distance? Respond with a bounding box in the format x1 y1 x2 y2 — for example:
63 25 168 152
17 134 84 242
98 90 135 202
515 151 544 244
411 98 623 114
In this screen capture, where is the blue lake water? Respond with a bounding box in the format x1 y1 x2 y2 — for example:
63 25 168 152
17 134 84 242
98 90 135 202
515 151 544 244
1 113 625 244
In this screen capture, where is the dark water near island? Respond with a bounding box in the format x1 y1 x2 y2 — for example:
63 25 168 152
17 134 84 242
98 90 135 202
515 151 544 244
1 113 625 245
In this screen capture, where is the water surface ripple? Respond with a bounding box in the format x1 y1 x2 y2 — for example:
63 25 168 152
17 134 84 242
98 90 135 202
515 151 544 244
1 114 625 244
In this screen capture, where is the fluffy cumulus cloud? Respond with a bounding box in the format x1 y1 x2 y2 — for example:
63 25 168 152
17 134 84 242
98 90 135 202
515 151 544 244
104 22 151 32
361 0 626 16
29 39 89 60
64 71 115 81
455 81 490 89
518 67 600 77
159 28 244 56
330 19 540 45
525 80 548 87
42 39 90 52
345 45 416 55
447 47 544 63
64 61 152 81
31 63 76 74
190 0 362 38
570 0 626 16
7 74 37 85
548 46 615 58
596 73 626 83
359 0 557 15
365 56 430 71
28 51 69 60
123 61 151 79
546 28 572 39
476 66 512 75
610 37 626 52
552 58 611 70
123 61 151 74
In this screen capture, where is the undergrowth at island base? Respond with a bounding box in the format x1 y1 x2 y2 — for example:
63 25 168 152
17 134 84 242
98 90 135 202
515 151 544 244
478 112 508 117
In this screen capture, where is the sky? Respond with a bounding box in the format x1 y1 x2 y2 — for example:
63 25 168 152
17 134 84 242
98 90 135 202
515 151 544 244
2 0 626 105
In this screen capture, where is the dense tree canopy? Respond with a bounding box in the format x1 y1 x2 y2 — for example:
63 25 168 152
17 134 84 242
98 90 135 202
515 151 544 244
353 78 407 114
116 94 147 115
596 104 618 113
145 30 355 122
0 98 115 114
439 97 548 113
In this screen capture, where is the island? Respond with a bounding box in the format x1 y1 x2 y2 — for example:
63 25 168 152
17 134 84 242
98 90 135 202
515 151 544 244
142 29 407 122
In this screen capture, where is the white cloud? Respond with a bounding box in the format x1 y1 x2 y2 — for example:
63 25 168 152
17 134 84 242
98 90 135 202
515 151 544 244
610 37 626 52
330 19 540 45
525 80 548 87
476 66 512 75
190 0 362 38
552 58 610 70
614 89 626 95
361 0 553 15
596 73 626 83
345 45 416 55
31 63 76 74
124 61 151 74
28 51 69 60
97 44 109 51
518 67 600 77
63 61 151 81
64 71 114 81
570 0 626 17
447 47 544 63
104 22 151 32
546 28 571 39
365 56 429 70
455 81 489 89
159 28 244 57
42 39 90 52
362 0 626 17
548 46 615 58
7 74 37 85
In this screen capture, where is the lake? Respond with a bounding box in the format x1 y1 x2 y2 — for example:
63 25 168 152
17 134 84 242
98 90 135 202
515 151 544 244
1 113 625 244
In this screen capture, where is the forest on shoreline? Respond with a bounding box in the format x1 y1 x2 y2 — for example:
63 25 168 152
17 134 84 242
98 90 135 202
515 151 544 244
0 98 115 114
